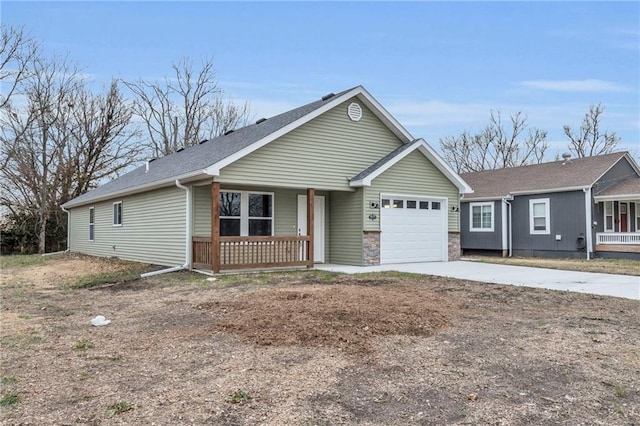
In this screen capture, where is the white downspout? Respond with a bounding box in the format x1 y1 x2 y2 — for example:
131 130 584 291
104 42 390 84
140 179 192 278
48 205 71 255
501 198 508 257
503 196 513 257
584 187 592 260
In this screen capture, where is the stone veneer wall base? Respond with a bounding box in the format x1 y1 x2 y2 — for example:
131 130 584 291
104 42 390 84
363 231 380 266
448 232 461 261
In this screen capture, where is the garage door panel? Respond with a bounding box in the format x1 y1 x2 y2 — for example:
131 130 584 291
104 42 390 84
380 196 445 264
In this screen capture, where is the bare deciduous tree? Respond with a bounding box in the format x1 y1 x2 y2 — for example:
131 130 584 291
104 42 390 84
1 53 140 253
57 81 142 203
1 54 79 253
563 103 620 158
0 25 39 108
440 110 548 173
123 57 250 157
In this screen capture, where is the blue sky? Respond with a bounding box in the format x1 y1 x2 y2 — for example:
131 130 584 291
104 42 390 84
3 1 639 158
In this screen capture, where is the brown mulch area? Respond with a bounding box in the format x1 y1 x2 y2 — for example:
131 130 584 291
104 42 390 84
207 283 451 353
1 255 639 425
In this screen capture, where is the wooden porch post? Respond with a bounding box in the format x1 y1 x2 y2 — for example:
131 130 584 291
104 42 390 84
211 181 221 273
306 188 315 268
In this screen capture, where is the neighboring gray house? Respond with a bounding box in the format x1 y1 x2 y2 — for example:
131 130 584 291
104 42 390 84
460 152 640 260
62 86 472 272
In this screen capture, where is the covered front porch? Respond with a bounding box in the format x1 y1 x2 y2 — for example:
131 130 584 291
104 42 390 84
191 182 321 272
594 192 640 256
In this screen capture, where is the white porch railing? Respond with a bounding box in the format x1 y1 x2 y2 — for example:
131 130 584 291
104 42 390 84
596 232 640 245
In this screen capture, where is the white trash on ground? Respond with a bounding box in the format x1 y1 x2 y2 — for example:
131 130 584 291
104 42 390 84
91 315 111 326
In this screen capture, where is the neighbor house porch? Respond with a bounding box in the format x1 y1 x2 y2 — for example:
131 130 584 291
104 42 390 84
594 198 640 256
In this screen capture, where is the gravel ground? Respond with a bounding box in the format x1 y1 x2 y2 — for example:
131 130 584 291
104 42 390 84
1 255 638 425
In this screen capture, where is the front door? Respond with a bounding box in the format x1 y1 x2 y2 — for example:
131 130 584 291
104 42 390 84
297 195 325 263
620 202 628 233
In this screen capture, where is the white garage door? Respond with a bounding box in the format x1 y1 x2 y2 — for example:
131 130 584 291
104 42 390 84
380 196 446 264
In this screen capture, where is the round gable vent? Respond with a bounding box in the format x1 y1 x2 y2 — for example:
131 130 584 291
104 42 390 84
347 102 362 122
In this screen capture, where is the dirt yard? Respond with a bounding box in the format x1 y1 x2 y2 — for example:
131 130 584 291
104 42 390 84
1 255 638 425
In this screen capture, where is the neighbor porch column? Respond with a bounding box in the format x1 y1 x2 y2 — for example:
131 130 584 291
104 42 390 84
211 181 221 273
306 188 315 268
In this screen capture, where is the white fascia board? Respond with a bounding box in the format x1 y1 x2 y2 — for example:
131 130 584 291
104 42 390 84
594 194 640 202
508 185 590 196
461 196 504 202
463 186 590 202
62 169 206 209
204 86 415 176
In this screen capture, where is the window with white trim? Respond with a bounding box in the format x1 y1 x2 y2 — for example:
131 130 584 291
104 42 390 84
470 202 494 232
113 201 122 226
89 207 95 241
219 191 273 236
604 201 614 232
529 198 550 234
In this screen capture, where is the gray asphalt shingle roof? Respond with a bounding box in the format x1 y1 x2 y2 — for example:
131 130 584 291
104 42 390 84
596 177 640 197
460 152 632 200
64 87 357 208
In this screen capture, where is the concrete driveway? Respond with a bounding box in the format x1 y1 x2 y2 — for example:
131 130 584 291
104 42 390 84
316 261 640 300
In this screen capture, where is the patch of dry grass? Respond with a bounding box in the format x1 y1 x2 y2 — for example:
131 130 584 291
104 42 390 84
1 255 639 425
466 255 640 276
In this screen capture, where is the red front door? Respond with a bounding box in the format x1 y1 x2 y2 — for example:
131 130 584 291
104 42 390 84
620 203 628 232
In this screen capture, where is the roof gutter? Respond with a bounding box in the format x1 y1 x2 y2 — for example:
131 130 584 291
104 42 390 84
465 185 592 202
140 179 192 278
63 169 206 209
462 196 504 202
508 185 590 196
593 194 640 202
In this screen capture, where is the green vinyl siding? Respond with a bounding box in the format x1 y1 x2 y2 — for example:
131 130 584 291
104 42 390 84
193 185 212 237
69 186 186 266
364 150 460 232
329 189 363 265
218 99 405 190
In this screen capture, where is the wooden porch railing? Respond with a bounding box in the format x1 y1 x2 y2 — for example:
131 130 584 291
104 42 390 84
192 236 312 271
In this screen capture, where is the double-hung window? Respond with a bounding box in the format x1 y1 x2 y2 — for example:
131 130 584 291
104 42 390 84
220 191 273 236
88 207 95 241
604 201 614 232
529 198 550 234
470 202 494 232
113 201 123 226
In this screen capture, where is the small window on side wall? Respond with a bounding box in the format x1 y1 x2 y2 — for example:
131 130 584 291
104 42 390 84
113 201 123 226
89 207 95 241
529 198 550 235
470 202 494 232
